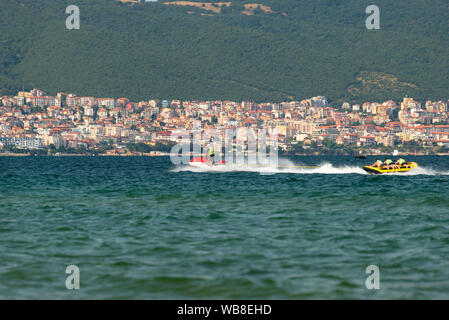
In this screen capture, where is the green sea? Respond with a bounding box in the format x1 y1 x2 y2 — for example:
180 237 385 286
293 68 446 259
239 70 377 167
1 155 449 299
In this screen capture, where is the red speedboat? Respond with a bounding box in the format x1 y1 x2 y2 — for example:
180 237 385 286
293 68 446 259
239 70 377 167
189 157 225 167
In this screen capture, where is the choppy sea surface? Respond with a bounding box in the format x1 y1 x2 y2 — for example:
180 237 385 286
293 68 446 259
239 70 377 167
1 155 449 299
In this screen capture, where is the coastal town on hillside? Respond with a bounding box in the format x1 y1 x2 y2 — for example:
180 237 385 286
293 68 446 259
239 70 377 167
1 88 449 156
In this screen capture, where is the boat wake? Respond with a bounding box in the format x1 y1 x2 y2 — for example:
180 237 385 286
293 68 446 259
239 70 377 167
171 161 449 176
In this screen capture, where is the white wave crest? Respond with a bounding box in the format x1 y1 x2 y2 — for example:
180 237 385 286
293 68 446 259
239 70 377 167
171 160 449 176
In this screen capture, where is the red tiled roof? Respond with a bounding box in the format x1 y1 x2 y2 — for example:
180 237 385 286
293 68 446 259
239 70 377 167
432 132 449 135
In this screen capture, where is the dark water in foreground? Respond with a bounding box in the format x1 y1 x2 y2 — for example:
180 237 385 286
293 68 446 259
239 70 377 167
1 155 449 299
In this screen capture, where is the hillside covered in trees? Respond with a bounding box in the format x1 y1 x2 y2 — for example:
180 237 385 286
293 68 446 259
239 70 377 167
0 0 448 104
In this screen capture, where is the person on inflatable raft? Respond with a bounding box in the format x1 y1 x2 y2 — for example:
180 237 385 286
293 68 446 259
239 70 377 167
371 158 409 170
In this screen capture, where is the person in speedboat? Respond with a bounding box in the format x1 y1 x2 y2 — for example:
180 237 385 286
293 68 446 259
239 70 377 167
383 159 393 169
395 158 410 169
205 138 215 165
208 144 215 164
372 159 407 170
395 158 405 166
371 160 383 168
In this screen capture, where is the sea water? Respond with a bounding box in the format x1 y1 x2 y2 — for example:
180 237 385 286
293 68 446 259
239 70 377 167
1 155 449 299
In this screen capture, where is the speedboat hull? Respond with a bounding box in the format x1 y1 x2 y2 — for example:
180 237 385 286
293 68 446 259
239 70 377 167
363 162 418 174
189 157 225 167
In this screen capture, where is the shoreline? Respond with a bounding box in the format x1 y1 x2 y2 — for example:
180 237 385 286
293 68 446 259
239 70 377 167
0 153 30 156
1 152 449 157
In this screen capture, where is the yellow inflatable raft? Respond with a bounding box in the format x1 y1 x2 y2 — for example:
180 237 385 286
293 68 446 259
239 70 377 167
363 162 418 174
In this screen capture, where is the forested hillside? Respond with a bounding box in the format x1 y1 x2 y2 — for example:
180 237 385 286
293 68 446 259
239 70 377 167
1 0 448 103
